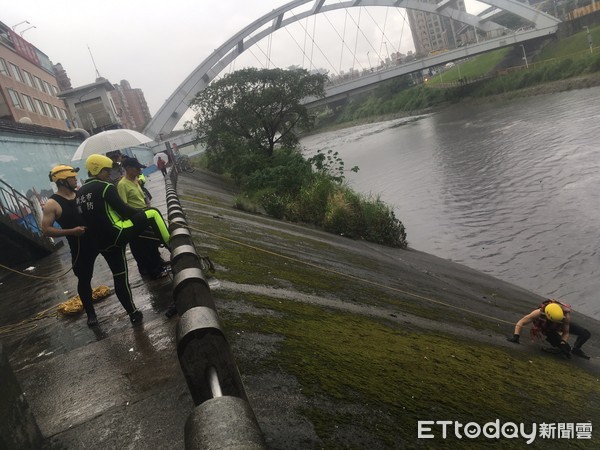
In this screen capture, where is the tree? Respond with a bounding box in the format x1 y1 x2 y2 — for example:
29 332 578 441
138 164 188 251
186 68 327 160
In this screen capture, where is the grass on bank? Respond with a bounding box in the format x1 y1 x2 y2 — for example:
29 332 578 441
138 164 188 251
539 25 600 60
428 47 511 84
219 292 600 448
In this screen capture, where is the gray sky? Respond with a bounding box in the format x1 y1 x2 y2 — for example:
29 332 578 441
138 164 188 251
3 0 487 117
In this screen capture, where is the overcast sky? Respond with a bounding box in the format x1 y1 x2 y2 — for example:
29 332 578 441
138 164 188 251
3 0 487 118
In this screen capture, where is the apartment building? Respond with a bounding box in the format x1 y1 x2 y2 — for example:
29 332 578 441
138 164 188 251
111 79 152 132
407 0 469 57
0 21 69 130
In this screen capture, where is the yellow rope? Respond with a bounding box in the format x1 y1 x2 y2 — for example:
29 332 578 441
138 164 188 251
178 221 514 325
0 286 111 337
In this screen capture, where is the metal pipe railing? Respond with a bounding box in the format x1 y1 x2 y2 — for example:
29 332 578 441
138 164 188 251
0 178 43 236
166 167 265 449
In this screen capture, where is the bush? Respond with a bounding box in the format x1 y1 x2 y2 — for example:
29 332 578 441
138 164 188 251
289 175 337 225
243 148 313 196
259 190 288 219
323 187 407 248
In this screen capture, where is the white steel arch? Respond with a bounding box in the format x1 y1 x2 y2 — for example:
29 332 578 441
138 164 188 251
144 0 560 138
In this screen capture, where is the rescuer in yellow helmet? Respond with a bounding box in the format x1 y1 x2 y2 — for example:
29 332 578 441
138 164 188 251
42 164 99 326
506 299 591 359
76 154 171 325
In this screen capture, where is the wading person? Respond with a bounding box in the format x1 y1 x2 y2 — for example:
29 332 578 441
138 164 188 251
42 165 99 326
77 154 172 324
507 299 591 359
117 157 169 279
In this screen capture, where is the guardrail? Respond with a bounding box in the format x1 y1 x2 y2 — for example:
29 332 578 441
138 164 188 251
166 166 265 449
0 178 43 236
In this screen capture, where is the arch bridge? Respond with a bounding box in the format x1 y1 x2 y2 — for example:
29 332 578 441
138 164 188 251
144 0 561 138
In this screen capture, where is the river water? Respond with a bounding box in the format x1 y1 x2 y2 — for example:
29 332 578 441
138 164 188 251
301 87 600 319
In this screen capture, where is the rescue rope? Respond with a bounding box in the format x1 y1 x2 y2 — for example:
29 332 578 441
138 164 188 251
175 220 514 325
0 236 80 280
0 286 112 337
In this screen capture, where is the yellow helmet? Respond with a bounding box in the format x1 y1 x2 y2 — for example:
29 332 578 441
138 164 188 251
86 154 115 176
49 164 79 182
545 303 564 322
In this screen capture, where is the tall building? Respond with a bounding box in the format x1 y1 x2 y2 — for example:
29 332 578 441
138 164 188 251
0 21 70 130
407 1 469 57
52 63 72 91
110 79 152 132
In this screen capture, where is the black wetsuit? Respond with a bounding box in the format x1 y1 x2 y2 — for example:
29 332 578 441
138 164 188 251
50 193 98 317
76 178 170 315
76 178 145 314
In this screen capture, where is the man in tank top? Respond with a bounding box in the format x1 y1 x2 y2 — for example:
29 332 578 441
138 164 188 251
42 165 99 326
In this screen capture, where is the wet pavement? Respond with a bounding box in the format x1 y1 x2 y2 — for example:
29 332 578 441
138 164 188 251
0 172 192 448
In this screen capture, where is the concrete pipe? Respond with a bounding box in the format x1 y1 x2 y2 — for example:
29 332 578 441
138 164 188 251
177 307 248 404
184 396 265 449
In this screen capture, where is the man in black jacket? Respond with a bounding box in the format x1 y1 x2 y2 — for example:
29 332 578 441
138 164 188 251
76 154 171 324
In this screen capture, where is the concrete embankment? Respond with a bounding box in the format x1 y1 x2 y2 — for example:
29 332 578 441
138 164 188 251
176 170 600 448
1 169 598 448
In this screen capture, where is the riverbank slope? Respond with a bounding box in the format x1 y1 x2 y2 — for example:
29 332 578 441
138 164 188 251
178 169 600 448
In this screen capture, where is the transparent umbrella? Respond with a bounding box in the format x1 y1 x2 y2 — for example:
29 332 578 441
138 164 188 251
153 152 168 165
72 129 154 161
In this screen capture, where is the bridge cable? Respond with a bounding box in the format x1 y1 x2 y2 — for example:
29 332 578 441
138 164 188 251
302 16 309 68
363 6 399 63
246 45 269 69
310 14 317 72
352 7 362 71
266 33 273 69
377 7 390 64
333 2 384 66
339 9 349 73
397 8 409 55
286 10 340 76
321 12 365 73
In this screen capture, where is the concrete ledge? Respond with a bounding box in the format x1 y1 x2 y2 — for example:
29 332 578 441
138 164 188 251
0 343 44 449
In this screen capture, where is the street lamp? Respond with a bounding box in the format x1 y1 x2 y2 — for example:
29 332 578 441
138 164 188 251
520 44 529 69
367 51 371 68
584 26 593 54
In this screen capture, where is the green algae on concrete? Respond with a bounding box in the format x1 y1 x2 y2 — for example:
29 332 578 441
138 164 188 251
218 292 599 448
185 208 484 327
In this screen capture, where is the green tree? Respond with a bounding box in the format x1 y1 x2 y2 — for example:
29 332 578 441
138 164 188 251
186 68 327 161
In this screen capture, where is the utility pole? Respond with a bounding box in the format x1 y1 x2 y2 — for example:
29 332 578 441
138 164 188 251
584 26 593 54
87 45 102 79
520 44 529 69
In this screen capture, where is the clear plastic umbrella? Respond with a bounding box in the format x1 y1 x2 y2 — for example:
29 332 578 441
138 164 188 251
72 129 154 161
153 152 168 165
